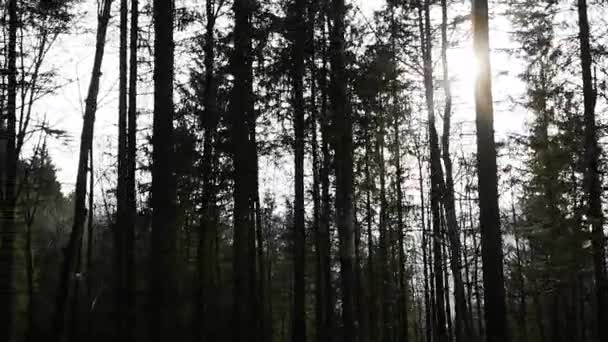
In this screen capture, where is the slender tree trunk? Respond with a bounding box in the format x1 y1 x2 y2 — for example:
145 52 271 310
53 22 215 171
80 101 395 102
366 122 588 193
54 2 113 341
511 197 527 342
86 144 94 337
419 0 447 340
329 0 357 339
577 2 608 340
0 0 19 339
388 4 408 341
439 1 473 340
416 143 432 342
292 0 307 338
150 0 177 340
316 8 334 341
196 0 220 340
125 0 138 339
472 1 508 341
309 1 324 340
365 123 377 342
116 0 129 337
377 107 394 342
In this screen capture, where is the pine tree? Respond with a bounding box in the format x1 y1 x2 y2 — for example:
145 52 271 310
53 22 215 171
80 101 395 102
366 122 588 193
150 0 177 340
472 1 508 341
329 0 358 340
291 0 307 339
577 0 608 339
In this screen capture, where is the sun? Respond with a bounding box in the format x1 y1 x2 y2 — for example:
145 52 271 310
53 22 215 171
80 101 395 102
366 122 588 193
448 46 480 90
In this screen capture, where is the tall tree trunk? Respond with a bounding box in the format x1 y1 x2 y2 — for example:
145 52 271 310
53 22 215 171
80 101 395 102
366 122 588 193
309 0 323 340
197 0 220 340
388 4 408 341
439 1 473 340
53 2 113 341
150 0 177 340
231 0 258 340
292 0 307 338
577 2 608 340
377 108 393 342
415 142 432 342
316 7 333 342
116 0 129 337
472 1 508 341
418 0 447 340
364 121 377 342
86 144 94 337
0 0 18 339
125 0 138 339
329 0 357 339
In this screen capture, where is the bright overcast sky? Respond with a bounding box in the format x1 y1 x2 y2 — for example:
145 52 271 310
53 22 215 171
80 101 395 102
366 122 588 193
36 0 524 196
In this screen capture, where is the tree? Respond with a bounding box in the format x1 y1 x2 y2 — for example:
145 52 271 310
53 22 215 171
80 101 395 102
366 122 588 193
0 0 19 339
115 0 129 338
125 0 138 339
291 0 307 339
230 0 258 340
439 1 473 340
329 0 358 340
316 4 334 341
53 1 113 341
196 0 221 341
150 0 177 340
577 0 608 339
472 1 508 342
417 0 447 340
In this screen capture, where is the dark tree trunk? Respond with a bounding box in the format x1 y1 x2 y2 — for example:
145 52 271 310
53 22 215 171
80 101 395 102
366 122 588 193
86 145 94 338
577 2 608 340
125 0 138 339
364 121 377 342
0 0 19 339
329 0 357 340
292 0 307 339
150 0 177 340
418 0 447 340
115 0 129 338
316 7 334 341
388 4 408 341
196 1 220 341
439 1 473 340
415 142 432 342
309 0 323 340
230 0 258 341
472 1 508 342
376 108 393 342
53 2 113 341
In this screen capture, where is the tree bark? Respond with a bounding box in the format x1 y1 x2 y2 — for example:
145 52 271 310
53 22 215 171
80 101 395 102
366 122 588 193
388 4 408 341
125 0 138 339
0 0 19 339
231 0 258 340
329 0 357 339
577 2 608 340
196 1 220 341
316 7 334 341
150 0 177 340
115 0 129 337
472 1 508 341
376 105 394 342
292 0 307 338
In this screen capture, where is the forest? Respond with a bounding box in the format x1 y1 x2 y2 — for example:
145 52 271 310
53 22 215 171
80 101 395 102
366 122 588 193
1 0 607 341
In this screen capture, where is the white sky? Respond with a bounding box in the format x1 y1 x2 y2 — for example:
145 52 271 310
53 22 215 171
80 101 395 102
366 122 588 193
32 0 526 196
